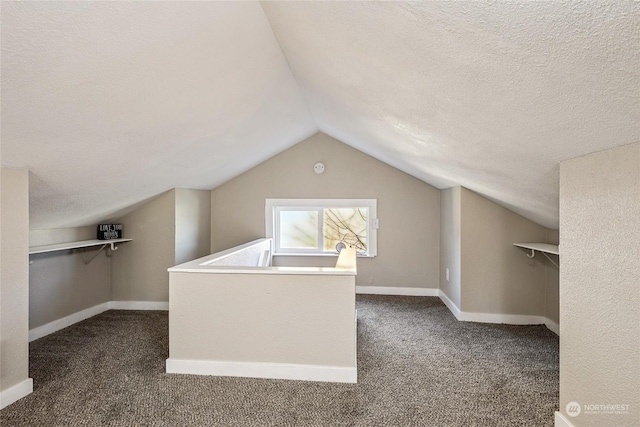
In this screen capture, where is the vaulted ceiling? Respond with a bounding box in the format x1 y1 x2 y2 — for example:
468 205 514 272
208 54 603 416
2 1 639 230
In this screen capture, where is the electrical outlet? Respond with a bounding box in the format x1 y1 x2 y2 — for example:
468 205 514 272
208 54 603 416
446 268 450 282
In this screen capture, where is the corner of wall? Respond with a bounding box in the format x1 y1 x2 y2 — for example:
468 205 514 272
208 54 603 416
111 188 213 302
111 190 176 302
439 187 462 311
211 133 441 290
0 168 31 403
28 226 112 329
544 228 560 327
175 189 211 264
210 189 216 252
459 187 547 317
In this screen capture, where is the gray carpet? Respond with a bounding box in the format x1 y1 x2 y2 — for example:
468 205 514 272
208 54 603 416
1 296 559 426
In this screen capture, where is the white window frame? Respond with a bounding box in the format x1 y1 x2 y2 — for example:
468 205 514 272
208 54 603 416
266 199 378 257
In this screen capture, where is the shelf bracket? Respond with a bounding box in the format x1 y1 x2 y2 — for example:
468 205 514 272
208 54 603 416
521 247 559 268
83 242 119 265
541 251 560 269
84 244 107 265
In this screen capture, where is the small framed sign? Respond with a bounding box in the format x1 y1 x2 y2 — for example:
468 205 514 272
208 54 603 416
97 224 123 240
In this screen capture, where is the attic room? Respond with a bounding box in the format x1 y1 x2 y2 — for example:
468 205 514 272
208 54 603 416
0 1 638 427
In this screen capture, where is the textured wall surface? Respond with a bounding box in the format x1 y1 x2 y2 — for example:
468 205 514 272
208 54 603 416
175 189 211 265
439 187 461 307
29 227 110 328
559 143 639 426
544 229 560 325
211 132 440 290
0 169 30 392
111 191 176 302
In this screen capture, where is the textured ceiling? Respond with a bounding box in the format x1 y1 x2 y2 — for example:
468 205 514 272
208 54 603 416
2 1 639 230
262 1 640 228
1 1 316 229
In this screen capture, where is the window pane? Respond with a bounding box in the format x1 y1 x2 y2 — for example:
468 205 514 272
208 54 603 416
323 208 367 253
279 210 318 249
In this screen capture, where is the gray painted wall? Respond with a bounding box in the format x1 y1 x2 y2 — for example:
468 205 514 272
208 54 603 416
111 188 212 302
29 227 110 328
1 169 30 394
559 142 639 426
27 187 210 329
439 187 461 307
175 189 211 265
460 187 548 315
111 190 176 302
439 186 558 321
169 272 356 367
210 132 441 290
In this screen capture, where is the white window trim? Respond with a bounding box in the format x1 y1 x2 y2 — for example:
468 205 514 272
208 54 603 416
265 199 377 257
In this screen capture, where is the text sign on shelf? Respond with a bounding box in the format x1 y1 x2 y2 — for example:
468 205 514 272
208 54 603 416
97 224 123 240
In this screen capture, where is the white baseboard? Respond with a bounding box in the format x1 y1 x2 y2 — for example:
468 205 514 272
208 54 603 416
109 301 169 311
166 358 357 384
459 311 547 325
438 290 462 319
438 290 559 333
356 286 439 296
0 378 33 410
555 411 575 427
29 300 169 342
545 319 560 335
29 302 111 342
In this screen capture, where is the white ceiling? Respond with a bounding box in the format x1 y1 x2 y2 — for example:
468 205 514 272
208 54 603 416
1 1 316 229
2 1 639 230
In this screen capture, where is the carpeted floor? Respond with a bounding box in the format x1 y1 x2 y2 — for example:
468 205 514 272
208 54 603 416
1 295 559 426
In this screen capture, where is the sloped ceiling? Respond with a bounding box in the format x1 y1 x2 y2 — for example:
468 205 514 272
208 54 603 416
262 1 640 229
1 1 316 229
2 1 639 230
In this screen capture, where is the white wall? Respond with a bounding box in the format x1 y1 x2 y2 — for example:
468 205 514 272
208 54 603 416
0 168 32 408
211 132 441 291
558 142 639 426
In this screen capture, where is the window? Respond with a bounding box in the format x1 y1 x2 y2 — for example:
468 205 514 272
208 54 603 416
266 199 378 257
